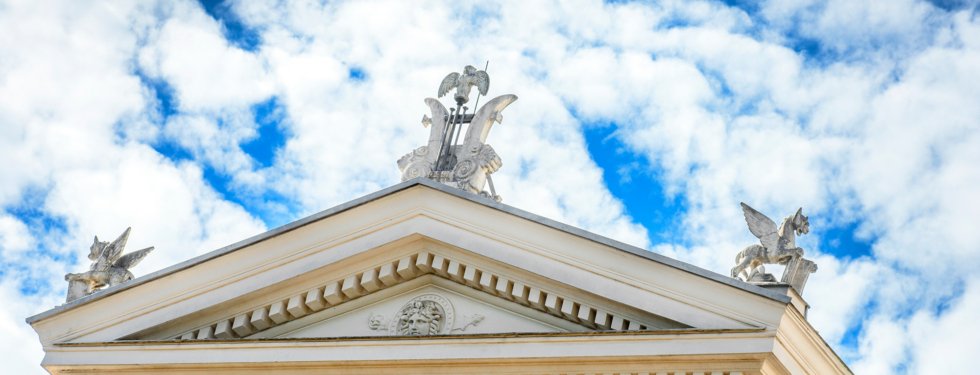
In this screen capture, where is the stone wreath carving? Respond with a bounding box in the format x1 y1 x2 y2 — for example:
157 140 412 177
367 294 457 336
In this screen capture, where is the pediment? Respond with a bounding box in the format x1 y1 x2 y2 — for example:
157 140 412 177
144 243 688 341
277 279 579 339
30 180 792 348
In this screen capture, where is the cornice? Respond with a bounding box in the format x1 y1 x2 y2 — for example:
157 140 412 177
29 178 789 325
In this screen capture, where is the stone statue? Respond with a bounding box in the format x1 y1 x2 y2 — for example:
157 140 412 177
397 64 516 202
439 65 490 105
64 227 154 303
731 203 812 283
396 300 443 336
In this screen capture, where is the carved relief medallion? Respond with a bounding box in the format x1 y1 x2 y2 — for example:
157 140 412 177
387 294 455 336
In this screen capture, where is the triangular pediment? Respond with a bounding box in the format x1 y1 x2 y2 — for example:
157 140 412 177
28 179 792 347
131 242 689 341
277 280 578 339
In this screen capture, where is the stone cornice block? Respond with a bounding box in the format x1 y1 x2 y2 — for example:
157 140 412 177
305 288 328 311
495 277 514 300
286 295 309 318
213 319 236 339
323 282 347 305
430 255 449 277
447 260 465 283
342 276 365 299
268 301 288 324
249 307 273 331
195 325 215 340
415 252 434 274
463 266 481 289
232 314 254 336
360 269 384 293
377 263 402 287
479 271 496 294
396 256 419 280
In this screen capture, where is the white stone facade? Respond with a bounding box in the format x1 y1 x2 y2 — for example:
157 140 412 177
26 179 851 375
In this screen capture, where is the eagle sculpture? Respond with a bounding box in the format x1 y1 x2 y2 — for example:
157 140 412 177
64 227 154 303
438 65 489 104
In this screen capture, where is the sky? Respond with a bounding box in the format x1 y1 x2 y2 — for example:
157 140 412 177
1 0 979 373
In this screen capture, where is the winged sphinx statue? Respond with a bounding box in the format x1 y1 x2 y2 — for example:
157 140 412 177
64 227 154 303
731 203 816 289
397 65 516 202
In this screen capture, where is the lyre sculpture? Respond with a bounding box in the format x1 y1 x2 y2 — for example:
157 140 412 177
64 227 154 303
397 65 516 202
732 203 818 295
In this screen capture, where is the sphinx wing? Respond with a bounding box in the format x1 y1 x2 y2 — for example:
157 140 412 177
94 228 131 271
438 72 460 98
473 71 489 96
113 247 154 270
741 203 778 250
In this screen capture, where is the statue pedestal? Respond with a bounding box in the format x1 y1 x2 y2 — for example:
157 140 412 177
65 280 90 304
781 256 818 296
758 283 811 319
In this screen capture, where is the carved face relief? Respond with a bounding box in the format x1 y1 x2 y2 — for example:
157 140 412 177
396 301 442 336
406 312 432 335
388 294 455 336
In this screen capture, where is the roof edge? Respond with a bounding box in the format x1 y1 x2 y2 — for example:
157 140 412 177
28 178 789 324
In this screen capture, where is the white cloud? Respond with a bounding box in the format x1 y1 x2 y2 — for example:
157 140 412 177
0 1 268 373
137 1 275 112
2 0 979 373
904 277 980 374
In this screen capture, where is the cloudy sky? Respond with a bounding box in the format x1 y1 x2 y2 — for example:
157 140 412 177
1 0 979 373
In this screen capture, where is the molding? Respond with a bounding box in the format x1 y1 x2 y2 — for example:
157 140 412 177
772 306 853 375
30 192 784 347
164 247 678 341
62 328 770 346
28 179 788 325
260 276 589 338
418 208 780 329
44 331 775 374
31 209 775 346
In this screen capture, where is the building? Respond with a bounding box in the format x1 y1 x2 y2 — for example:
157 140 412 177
27 66 850 375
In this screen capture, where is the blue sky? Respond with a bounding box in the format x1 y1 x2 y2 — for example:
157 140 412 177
2 0 980 373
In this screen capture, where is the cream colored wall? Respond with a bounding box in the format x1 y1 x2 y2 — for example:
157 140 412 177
30 184 850 375
43 331 777 374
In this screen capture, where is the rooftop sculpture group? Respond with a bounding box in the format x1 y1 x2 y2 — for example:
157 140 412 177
397 64 516 202
64 228 154 303
732 203 818 295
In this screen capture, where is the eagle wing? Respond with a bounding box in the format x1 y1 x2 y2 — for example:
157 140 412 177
94 228 131 272
113 246 154 270
473 70 489 96
741 203 779 251
438 72 460 98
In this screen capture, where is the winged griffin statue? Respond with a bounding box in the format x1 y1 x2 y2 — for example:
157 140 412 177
397 64 516 201
64 227 154 303
731 203 817 293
